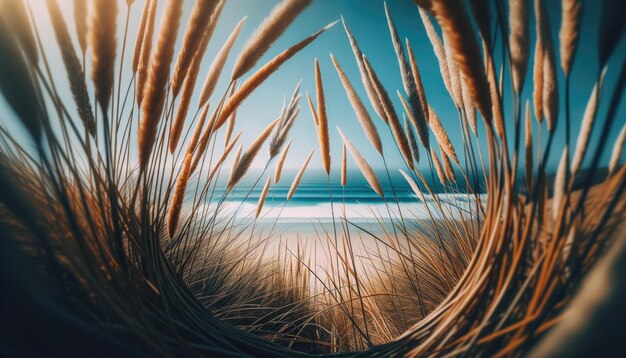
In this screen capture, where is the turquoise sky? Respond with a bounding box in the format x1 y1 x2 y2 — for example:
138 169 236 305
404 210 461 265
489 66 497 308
2 0 625 176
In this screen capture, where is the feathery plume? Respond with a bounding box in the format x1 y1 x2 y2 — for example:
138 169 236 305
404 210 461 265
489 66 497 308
429 0 492 122
256 176 272 218
428 106 459 164
227 119 280 190
73 0 87 54
89 0 118 110
525 101 533 190
138 0 184 169
171 0 220 97
441 150 456 182
405 114 420 164
306 91 319 126
443 33 463 107
331 54 382 154
406 39 430 125
484 42 505 139
341 144 347 187
559 0 582 75
232 0 312 80
167 152 193 239
430 147 447 185
274 139 292 184
536 0 559 132
46 0 96 135
287 147 315 200
418 8 453 102
214 21 336 132
609 123 626 175
198 15 246 108
132 0 152 72
314 59 331 174
571 70 605 174
532 38 544 123
337 127 384 197
400 169 425 202
553 146 569 221
136 0 158 106
461 76 477 135
509 0 530 93
342 17 387 121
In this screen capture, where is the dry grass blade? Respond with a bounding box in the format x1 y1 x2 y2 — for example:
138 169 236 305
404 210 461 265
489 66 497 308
132 0 152 73
609 123 626 175
559 0 582 75
525 101 533 190
287 147 315 200
553 146 569 221
331 54 382 154
430 147 447 185
214 21 336 132
73 0 87 54
274 139 292 184
571 71 605 174
314 59 331 174
429 0 492 122
206 131 243 182
46 0 95 135
256 176 272 218
404 114 420 164
138 0 183 169
136 0 157 106
199 16 246 108
428 105 459 164
171 0 220 97
231 0 312 80
341 143 347 187
509 0 530 93
90 0 118 110
167 152 193 239
227 118 280 190
337 127 384 198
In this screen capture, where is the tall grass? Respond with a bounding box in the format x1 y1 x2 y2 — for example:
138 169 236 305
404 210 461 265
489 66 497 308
0 0 624 356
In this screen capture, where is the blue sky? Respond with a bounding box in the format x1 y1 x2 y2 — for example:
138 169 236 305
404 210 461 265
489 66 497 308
2 0 625 176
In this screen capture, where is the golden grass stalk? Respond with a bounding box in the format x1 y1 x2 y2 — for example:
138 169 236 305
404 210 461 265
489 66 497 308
306 91 319 126
341 144 347 187
399 169 425 202
385 2 428 141
559 0 582 76
89 0 118 110
362 56 414 170
287 147 315 200
571 71 605 175
461 77 477 135
429 0 492 122
274 139 292 184
314 59 331 175
430 147 447 185
171 0 220 97
73 0 87 55
509 0 529 93
136 0 157 106
337 127 384 198
553 146 569 221
536 0 559 132
46 0 96 135
525 101 533 190
406 38 430 126
231 0 312 80
441 149 456 182
132 0 151 73
532 38 544 123
138 0 183 169
330 54 383 154
198 15 247 108
418 7 453 102
227 118 280 190
167 152 193 239
256 176 272 218
341 18 387 121
609 123 626 176
428 105 459 165
4 0 38 64
213 21 336 132
404 114 420 164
